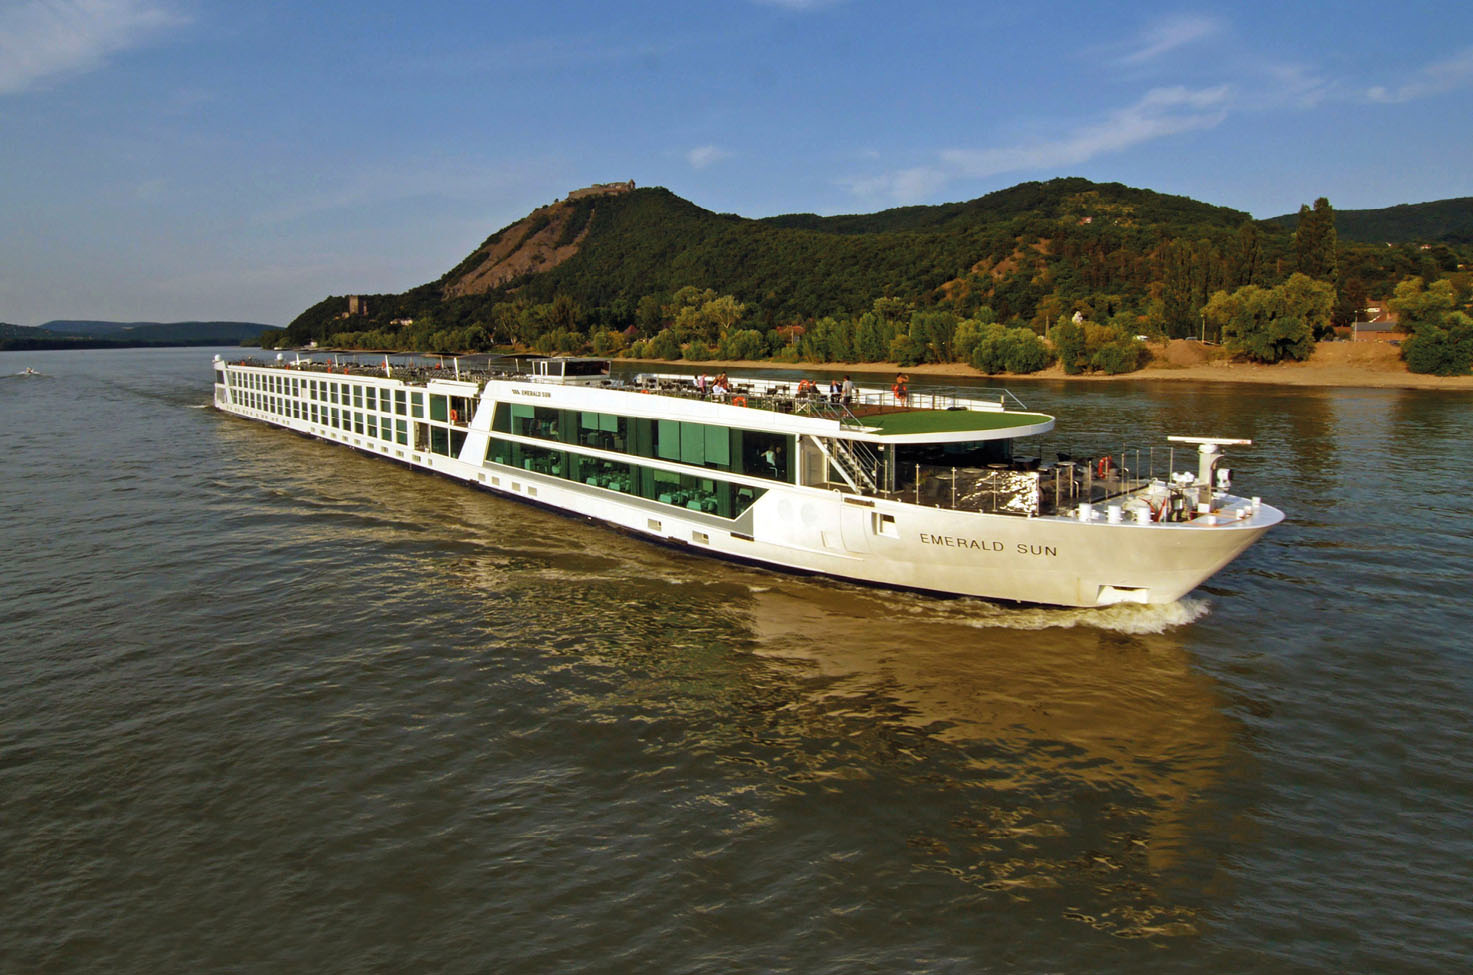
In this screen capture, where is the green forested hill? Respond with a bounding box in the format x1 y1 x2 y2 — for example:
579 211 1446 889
1266 197 1473 244
761 178 1249 235
281 178 1469 352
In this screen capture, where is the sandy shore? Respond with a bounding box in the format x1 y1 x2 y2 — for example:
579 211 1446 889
625 341 1473 392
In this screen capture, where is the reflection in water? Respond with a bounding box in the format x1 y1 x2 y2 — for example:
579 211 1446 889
387 445 1245 940
201 370 1267 944
738 585 1238 904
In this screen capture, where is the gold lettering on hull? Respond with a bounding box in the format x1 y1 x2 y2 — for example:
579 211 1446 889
918 534 1057 558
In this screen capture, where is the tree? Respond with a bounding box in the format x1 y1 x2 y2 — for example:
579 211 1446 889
1295 197 1338 282
548 294 582 331
1401 315 1473 375
649 330 680 360
704 294 745 336
1159 239 1200 337
1390 277 1473 375
1231 221 1262 288
1204 273 1331 363
1388 277 1457 334
1050 317 1088 374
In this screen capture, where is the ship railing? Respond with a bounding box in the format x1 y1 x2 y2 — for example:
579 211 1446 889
883 458 1158 517
239 360 1031 418
627 373 1030 424
849 384 1026 412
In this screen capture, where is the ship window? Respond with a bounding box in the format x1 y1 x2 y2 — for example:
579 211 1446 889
430 428 450 455
429 395 448 422
367 415 377 438
482 436 766 520
365 387 376 411
873 513 898 537
394 389 406 414
411 393 424 418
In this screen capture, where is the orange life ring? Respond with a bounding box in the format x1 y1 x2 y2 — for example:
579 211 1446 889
1096 457 1112 478
450 409 459 424
732 395 747 407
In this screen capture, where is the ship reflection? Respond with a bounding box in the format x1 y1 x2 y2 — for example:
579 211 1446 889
737 583 1239 878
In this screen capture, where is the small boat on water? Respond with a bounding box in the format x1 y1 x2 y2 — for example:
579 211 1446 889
212 354 1283 607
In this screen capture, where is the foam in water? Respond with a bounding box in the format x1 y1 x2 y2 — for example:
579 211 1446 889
896 593 1212 634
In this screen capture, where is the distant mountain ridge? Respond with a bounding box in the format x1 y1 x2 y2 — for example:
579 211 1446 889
1266 197 1473 244
1 320 274 350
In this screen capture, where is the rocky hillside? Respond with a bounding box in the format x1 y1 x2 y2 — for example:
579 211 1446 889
439 181 635 299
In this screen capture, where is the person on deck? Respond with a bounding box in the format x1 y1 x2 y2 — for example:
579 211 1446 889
893 373 909 404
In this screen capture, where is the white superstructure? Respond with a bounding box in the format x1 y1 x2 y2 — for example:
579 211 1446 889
213 354 1282 607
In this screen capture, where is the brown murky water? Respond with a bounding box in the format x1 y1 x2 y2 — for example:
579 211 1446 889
3 348 1470 972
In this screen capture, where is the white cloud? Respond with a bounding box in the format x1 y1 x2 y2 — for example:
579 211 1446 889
1117 14 1223 65
686 145 731 170
1367 45 1473 103
847 85 1231 205
942 86 1230 178
0 0 185 95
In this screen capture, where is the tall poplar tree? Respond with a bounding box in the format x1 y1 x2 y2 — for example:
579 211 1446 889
1295 197 1339 282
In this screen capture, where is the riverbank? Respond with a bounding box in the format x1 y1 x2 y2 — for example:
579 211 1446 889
624 340 1473 391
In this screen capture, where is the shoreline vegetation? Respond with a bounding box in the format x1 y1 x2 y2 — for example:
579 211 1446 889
277 184 1473 387
302 339 1473 392
624 340 1473 391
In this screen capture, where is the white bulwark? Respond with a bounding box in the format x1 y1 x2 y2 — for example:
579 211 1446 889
213 354 1283 608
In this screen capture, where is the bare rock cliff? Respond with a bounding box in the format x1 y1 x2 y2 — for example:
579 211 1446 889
441 181 634 299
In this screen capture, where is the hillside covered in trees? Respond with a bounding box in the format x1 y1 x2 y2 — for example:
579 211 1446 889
274 178 1473 375
1266 197 1473 245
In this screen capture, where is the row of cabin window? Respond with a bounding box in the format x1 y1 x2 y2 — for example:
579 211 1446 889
234 374 475 427
234 373 419 416
238 386 475 457
491 404 793 483
486 437 766 520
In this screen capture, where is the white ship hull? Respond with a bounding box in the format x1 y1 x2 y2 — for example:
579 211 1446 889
214 358 1281 608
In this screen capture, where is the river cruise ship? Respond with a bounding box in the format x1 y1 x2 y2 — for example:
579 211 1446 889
213 354 1282 607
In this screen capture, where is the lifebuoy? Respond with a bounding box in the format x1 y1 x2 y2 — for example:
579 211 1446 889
1096 457 1112 478
450 409 459 424
732 395 747 407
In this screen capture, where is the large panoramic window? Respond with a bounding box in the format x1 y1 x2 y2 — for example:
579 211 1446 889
491 404 792 483
484 436 766 519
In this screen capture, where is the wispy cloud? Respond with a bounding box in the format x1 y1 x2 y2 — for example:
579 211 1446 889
1367 45 1473 103
0 0 185 95
749 0 849 10
943 86 1230 177
845 85 1231 205
1117 14 1223 65
686 145 731 170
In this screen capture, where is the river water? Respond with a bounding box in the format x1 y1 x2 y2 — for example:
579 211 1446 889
2 347 1470 973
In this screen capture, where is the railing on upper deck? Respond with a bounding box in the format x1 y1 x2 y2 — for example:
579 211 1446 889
229 357 1034 427
885 446 1191 517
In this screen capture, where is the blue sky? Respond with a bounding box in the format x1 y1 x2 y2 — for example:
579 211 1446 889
3 0 1471 325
